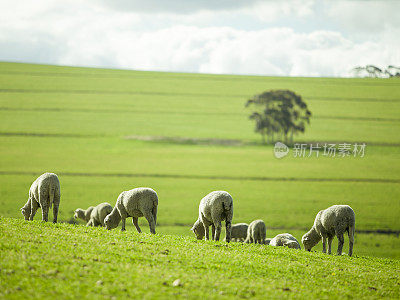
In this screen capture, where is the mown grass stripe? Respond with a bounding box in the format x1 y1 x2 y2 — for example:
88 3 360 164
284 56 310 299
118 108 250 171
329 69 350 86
1 89 399 102
1 131 400 148
0 170 399 184
1 106 399 122
1 68 399 86
0 132 97 138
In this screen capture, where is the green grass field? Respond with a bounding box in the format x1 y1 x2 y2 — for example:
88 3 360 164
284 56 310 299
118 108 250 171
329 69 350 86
1 218 399 299
1 62 400 298
0 62 399 253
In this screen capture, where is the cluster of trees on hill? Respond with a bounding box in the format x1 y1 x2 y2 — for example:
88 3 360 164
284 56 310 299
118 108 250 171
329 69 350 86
245 90 311 144
351 65 400 78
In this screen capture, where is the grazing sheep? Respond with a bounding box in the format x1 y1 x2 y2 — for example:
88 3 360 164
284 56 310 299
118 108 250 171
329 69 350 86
104 188 158 234
302 205 355 256
74 206 95 223
86 203 113 227
21 172 61 223
269 233 301 249
244 219 266 244
191 191 233 242
224 223 248 242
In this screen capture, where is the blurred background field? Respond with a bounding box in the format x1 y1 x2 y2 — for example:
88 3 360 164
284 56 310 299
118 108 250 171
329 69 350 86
0 62 399 258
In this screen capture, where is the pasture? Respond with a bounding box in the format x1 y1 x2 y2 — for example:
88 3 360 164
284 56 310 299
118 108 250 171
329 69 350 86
0 62 399 262
1 218 399 299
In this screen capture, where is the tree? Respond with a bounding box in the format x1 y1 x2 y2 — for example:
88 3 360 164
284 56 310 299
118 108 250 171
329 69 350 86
365 65 383 78
351 65 400 78
245 90 311 144
387 65 400 77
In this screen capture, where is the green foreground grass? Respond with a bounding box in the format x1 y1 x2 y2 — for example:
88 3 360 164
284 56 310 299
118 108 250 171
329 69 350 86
1 218 399 299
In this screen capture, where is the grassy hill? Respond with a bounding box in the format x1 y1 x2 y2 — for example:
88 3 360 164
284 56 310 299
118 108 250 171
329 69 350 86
1 217 399 299
0 62 399 260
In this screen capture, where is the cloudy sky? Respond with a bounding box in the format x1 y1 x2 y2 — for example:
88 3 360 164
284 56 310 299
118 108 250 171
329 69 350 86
1 0 399 77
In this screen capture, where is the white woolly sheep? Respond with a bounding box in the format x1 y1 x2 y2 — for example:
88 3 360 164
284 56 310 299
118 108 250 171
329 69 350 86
74 206 95 223
104 188 158 234
86 203 113 227
269 233 301 249
244 219 266 244
191 191 233 242
264 238 272 245
224 223 248 242
21 172 61 223
302 205 355 256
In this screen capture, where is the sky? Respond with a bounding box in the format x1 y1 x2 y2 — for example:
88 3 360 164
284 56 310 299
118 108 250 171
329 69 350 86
0 0 399 77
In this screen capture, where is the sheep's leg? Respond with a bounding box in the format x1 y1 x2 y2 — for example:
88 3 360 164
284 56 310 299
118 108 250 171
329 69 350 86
41 204 49 222
144 212 156 234
211 225 215 241
203 224 210 240
214 223 222 241
336 232 344 255
29 200 39 221
52 194 60 224
39 191 50 222
121 217 126 231
225 221 232 243
118 209 128 231
86 220 93 227
254 232 259 244
328 237 333 255
322 236 327 254
132 217 142 233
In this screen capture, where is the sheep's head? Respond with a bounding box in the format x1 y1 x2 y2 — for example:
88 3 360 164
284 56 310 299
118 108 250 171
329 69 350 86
301 228 320 251
21 206 30 220
104 214 117 230
191 219 205 240
285 241 301 250
74 209 85 220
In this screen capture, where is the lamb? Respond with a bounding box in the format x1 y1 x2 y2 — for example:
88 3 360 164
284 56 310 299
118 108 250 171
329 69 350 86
269 233 301 249
301 205 355 256
224 223 248 242
74 206 95 223
244 219 266 244
104 188 158 234
21 172 61 223
86 203 113 227
191 191 233 242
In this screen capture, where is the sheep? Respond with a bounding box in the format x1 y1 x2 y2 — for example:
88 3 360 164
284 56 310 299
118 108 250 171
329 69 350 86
264 238 272 245
86 203 113 227
224 223 248 242
74 206 95 223
191 191 233 242
269 233 301 249
104 188 158 234
244 219 266 244
20 172 61 223
301 205 355 256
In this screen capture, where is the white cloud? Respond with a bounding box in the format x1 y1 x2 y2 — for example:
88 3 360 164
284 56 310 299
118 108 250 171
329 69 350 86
96 0 259 13
0 0 399 77
249 0 316 22
325 0 400 35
